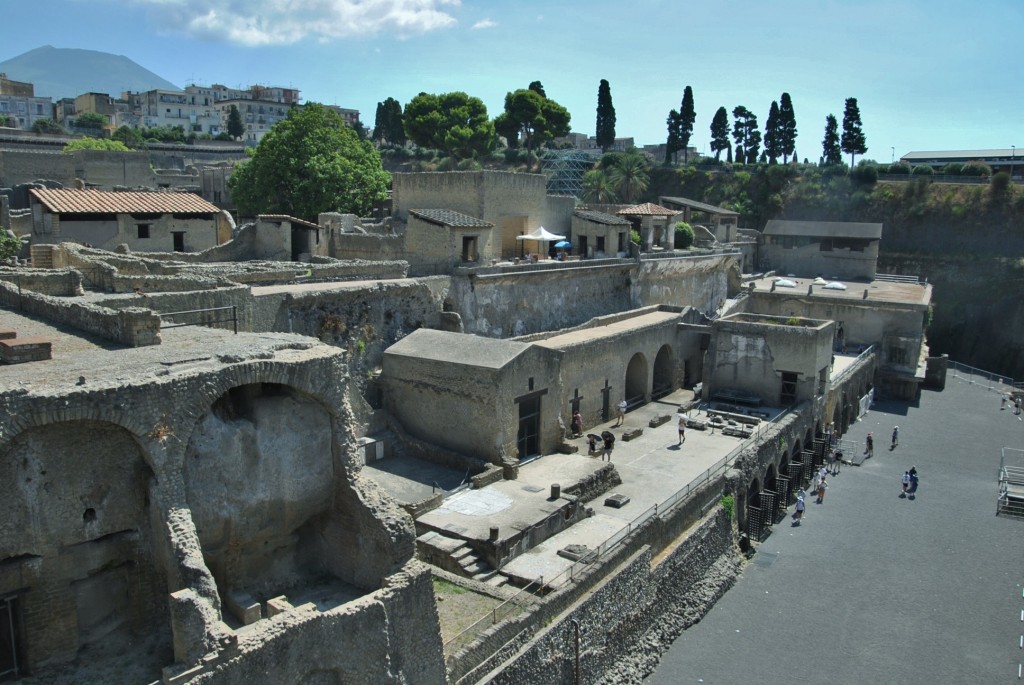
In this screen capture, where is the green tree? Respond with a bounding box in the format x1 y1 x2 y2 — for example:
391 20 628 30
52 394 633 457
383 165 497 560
841 97 867 166
665 109 681 164
75 112 107 130
595 79 616 153
228 102 390 221
0 231 22 261
764 100 781 164
678 86 696 163
732 106 761 164
111 125 144 148
709 106 730 161
63 137 132 152
227 105 244 140
582 169 617 203
608 153 649 202
822 114 842 165
372 97 405 147
404 91 496 160
493 87 571 153
778 92 797 163
528 81 547 98
31 118 63 134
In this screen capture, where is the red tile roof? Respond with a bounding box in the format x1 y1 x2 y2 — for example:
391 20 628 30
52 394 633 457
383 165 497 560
617 202 678 217
30 188 220 215
258 214 322 230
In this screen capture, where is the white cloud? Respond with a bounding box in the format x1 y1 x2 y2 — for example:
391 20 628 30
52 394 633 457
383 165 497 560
471 18 496 30
137 0 462 46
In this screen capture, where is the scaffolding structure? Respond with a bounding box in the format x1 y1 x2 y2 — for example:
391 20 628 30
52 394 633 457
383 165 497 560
541 150 594 199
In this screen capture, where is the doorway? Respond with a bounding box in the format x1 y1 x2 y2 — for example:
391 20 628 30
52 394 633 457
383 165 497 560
0 595 22 682
172 231 185 252
517 395 541 460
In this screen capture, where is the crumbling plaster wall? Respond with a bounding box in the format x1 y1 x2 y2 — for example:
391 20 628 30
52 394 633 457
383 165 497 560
632 252 737 313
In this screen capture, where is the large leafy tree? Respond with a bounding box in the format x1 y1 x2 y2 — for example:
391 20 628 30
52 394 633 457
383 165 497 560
709 106 730 160
841 97 867 166
229 102 390 221
226 104 244 140
404 91 496 159
732 106 761 164
608 153 649 202
678 86 696 163
595 79 616 153
493 87 571 152
764 100 782 164
822 114 842 165
778 92 797 163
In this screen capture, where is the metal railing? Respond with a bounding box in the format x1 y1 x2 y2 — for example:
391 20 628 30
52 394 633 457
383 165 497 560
159 305 238 333
948 361 1021 392
442 576 544 651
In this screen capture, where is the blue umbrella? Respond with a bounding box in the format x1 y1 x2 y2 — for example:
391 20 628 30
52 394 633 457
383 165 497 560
554 240 572 249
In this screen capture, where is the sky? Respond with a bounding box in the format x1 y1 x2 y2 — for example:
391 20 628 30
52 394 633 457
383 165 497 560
2 0 1021 161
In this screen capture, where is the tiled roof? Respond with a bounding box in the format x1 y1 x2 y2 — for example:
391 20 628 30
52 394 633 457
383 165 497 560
258 214 321 230
409 209 493 228
764 220 883 240
573 209 631 226
617 202 677 217
30 188 220 215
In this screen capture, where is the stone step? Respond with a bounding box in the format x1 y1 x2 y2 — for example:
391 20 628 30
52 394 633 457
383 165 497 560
483 574 508 588
450 545 475 562
472 570 497 582
462 560 490 576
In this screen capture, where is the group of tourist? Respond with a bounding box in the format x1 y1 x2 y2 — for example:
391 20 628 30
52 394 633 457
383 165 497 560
1001 393 1022 415
899 466 920 498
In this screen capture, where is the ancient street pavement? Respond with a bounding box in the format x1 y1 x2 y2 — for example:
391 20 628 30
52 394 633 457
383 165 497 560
647 374 1024 684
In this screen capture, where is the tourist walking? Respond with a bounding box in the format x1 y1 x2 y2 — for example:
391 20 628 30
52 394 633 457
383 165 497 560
816 476 828 504
818 466 828 485
865 432 874 458
908 466 919 498
601 431 615 461
891 426 899 449
571 410 584 438
1001 394 1008 410
900 470 911 497
792 490 806 524
833 448 843 475
616 399 628 426
1015 397 1022 416
827 450 837 475
676 412 686 445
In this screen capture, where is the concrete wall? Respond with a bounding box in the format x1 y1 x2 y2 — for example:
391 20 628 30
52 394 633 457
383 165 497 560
761 237 879 280
704 314 835 405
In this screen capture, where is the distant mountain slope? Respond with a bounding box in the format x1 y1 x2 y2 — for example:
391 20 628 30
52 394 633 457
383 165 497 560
0 45 180 99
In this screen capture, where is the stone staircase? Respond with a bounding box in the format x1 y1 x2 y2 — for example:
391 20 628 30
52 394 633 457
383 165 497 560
416 530 507 587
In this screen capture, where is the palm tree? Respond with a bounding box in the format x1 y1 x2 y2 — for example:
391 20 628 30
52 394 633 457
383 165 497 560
608 154 649 202
582 169 617 204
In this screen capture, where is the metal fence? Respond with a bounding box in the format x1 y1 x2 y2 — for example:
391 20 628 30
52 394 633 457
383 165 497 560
159 306 238 334
948 361 1021 392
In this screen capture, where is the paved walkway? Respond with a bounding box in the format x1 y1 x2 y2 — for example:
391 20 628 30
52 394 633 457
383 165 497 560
647 375 1024 684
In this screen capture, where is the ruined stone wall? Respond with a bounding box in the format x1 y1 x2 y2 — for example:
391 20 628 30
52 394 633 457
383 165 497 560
0 150 75 190
331 231 406 262
633 252 737 313
0 266 82 296
71 150 157 188
0 280 161 346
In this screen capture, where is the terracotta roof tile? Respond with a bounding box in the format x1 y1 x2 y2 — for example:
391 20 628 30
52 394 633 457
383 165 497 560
616 202 678 217
409 209 493 228
30 188 220 215
573 209 631 226
258 214 322 230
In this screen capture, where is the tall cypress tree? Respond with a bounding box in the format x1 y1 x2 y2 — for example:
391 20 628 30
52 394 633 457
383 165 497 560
595 79 616 153
709 106 730 161
822 114 842 165
841 97 867 166
665 109 681 163
764 100 781 164
372 102 386 143
778 92 797 163
732 106 761 164
385 98 406 146
679 86 696 163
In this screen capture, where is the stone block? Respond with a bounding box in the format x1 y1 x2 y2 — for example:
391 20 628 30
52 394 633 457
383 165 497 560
604 493 631 508
622 427 643 441
224 590 261 626
0 336 51 364
0 328 15 340
266 596 294 618
557 442 578 454
649 414 672 427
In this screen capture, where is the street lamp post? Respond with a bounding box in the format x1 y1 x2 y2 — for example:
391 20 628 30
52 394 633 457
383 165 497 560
891 147 895 163
1012 145 1016 180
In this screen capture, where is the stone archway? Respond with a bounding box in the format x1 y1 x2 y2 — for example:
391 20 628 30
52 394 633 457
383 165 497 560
0 420 168 676
184 383 341 608
625 353 649 407
652 345 675 400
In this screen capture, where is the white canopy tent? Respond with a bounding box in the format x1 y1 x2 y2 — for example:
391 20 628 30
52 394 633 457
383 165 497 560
515 226 567 258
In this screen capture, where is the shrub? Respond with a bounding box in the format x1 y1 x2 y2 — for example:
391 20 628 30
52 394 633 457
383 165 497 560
720 494 734 520
887 162 911 175
674 221 695 249
849 163 878 185
990 171 1011 196
940 162 964 175
961 161 992 177
911 165 934 175
630 228 642 245
63 137 132 153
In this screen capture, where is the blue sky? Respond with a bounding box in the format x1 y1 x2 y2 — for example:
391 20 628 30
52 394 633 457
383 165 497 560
3 0 1020 161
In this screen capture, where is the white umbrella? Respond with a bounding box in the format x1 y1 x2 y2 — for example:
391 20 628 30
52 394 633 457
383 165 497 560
516 226 567 257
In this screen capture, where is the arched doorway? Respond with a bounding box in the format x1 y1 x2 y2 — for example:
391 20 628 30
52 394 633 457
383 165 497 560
746 477 768 540
625 353 649 408
184 383 345 609
0 420 168 677
652 345 674 400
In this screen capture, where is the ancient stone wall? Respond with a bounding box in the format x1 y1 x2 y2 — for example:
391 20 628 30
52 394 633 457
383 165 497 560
633 252 737 312
0 266 82 296
331 231 406 262
0 280 161 346
71 150 157 188
0 150 76 190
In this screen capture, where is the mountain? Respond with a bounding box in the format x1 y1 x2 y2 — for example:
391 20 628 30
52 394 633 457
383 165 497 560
0 45 180 100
